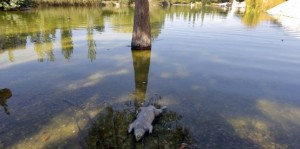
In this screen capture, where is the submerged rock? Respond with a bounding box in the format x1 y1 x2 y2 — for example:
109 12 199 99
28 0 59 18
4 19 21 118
0 88 12 115
85 102 195 148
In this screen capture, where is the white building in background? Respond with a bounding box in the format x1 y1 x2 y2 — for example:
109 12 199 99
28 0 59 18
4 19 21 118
231 0 246 9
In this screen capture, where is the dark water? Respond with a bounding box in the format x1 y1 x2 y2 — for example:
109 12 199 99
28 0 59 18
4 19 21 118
1 6 300 149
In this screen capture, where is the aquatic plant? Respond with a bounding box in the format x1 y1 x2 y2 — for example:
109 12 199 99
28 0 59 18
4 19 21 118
85 104 194 148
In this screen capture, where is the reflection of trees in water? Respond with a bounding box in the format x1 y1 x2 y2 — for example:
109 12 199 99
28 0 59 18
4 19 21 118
32 30 56 62
0 34 27 50
0 6 231 62
164 6 229 25
0 8 105 62
87 28 96 62
0 34 27 62
108 6 229 40
108 7 163 40
61 28 74 60
0 88 12 115
85 102 193 149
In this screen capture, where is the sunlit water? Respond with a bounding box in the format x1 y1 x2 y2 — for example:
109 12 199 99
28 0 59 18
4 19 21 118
1 6 300 149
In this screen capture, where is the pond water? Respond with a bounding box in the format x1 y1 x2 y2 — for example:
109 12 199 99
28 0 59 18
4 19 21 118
1 6 300 149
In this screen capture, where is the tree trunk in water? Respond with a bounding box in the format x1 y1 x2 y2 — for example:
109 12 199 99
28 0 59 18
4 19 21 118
131 0 151 50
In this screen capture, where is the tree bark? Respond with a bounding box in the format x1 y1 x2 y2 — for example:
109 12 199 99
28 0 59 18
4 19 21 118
131 0 151 50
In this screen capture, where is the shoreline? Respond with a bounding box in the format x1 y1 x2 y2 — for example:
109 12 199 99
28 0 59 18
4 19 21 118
267 0 300 19
1 1 234 11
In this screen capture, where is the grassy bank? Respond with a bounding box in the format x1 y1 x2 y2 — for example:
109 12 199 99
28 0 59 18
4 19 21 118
0 0 238 10
245 0 284 11
32 0 130 6
241 0 285 27
27 0 228 7
34 0 102 6
1 0 286 11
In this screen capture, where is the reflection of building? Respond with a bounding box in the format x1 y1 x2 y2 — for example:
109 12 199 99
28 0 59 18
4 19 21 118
0 88 12 115
273 16 300 39
131 49 151 106
268 0 300 19
267 0 300 39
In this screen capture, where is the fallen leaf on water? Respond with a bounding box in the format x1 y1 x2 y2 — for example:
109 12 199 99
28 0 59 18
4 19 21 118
40 135 50 142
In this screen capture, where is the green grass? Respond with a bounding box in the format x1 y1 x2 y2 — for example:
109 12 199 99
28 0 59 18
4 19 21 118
33 0 106 6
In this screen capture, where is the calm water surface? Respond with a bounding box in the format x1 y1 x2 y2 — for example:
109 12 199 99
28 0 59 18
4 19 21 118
1 6 300 149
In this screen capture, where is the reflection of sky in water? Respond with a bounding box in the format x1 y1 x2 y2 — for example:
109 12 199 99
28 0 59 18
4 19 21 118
1 6 300 148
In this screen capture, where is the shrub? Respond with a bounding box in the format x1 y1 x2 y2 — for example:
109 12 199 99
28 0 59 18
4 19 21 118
0 0 31 10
